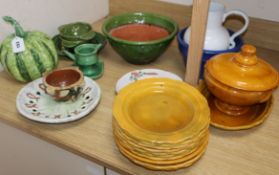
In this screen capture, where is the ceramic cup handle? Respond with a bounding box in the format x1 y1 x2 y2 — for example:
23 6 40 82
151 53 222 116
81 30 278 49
39 83 47 93
223 10 249 49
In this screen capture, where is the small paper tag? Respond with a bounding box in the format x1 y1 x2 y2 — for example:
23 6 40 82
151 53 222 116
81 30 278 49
12 37 25 53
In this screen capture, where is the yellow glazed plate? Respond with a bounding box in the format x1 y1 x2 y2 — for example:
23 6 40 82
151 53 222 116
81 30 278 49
208 94 274 130
115 131 209 163
115 134 208 171
114 129 208 159
113 118 209 150
113 78 210 143
113 120 208 153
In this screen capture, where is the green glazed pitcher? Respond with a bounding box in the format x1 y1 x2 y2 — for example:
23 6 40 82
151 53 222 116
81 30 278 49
63 43 104 79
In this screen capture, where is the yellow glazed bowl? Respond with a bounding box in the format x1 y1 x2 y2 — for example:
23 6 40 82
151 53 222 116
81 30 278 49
113 78 210 143
204 69 274 105
204 45 279 106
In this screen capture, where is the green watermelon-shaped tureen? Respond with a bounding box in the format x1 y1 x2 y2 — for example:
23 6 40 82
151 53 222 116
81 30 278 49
0 16 58 82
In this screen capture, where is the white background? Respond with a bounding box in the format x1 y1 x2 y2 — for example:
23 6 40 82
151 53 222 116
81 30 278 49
0 0 109 41
160 0 279 22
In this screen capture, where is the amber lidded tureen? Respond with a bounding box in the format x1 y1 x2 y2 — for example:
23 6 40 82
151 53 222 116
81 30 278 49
204 44 279 130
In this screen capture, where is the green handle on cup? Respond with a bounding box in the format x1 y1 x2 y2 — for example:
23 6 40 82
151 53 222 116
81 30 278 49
63 43 102 65
63 50 77 61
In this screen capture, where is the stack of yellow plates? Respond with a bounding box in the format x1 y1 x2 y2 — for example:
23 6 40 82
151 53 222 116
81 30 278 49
113 78 210 171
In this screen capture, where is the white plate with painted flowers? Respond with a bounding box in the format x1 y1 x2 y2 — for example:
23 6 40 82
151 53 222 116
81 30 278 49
115 69 182 93
16 77 101 123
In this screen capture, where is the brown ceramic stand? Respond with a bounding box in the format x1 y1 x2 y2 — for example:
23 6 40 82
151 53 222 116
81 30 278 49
208 94 273 130
204 44 279 130
214 99 251 116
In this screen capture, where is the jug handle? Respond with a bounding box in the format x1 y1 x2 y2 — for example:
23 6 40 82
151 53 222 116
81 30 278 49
95 43 102 52
223 10 249 49
63 50 76 61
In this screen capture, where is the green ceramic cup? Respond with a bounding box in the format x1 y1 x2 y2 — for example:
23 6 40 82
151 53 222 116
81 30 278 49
63 44 104 79
102 12 178 64
64 43 102 66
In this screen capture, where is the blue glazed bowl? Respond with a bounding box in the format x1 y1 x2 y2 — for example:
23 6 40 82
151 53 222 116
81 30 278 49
177 28 243 79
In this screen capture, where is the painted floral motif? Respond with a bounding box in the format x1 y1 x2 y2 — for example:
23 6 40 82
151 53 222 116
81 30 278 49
24 86 93 119
129 71 158 81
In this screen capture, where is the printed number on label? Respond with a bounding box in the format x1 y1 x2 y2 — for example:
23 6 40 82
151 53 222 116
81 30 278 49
12 37 25 53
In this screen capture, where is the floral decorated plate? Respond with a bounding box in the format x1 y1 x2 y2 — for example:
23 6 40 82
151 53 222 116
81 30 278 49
16 77 101 123
115 69 182 93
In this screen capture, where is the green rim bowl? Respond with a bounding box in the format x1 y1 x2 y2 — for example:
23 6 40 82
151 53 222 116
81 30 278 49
60 36 86 48
102 12 178 64
59 22 96 41
52 32 107 58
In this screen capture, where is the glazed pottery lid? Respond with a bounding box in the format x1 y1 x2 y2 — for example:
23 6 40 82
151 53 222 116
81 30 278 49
206 44 279 91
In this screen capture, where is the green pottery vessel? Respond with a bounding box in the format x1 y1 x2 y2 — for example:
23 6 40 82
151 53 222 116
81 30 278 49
60 36 86 48
52 32 107 57
0 16 58 82
63 43 104 79
102 12 178 64
59 22 96 41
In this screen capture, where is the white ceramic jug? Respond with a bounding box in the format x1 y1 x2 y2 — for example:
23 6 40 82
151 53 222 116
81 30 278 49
184 1 249 50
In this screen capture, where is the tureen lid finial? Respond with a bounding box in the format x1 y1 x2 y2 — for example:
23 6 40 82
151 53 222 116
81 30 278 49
234 44 258 66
